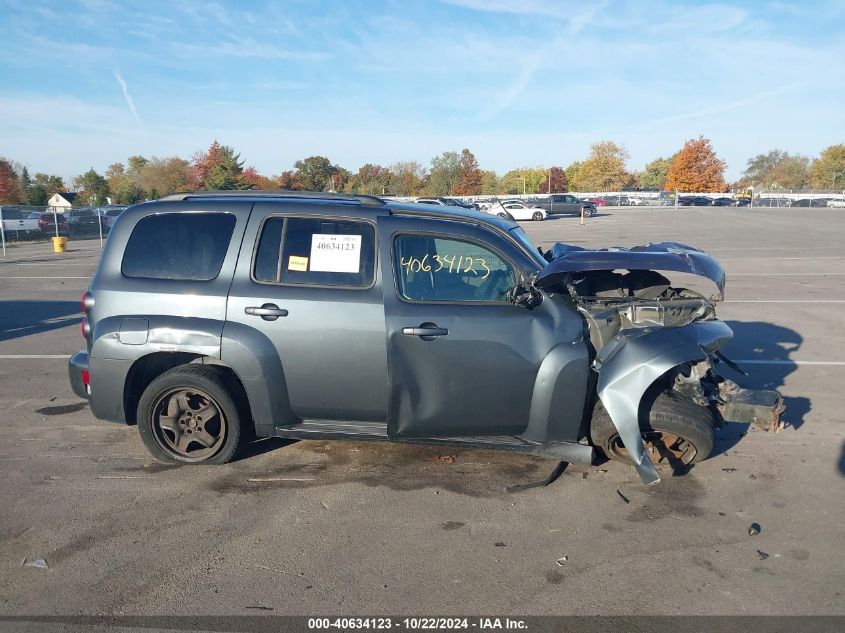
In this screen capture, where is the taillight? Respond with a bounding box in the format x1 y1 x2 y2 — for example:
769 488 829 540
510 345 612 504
82 370 90 386
81 292 86 313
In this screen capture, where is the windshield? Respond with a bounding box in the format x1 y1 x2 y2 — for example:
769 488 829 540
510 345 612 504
508 226 547 267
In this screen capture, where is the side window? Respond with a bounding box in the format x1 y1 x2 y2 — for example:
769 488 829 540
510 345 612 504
395 235 516 303
253 216 376 288
121 213 235 281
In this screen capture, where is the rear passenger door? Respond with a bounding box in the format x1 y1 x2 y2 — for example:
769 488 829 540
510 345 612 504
226 204 388 424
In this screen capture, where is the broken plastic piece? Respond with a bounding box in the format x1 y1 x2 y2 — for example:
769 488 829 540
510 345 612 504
22 558 48 569
748 522 761 536
757 549 769 560
556 556 568 566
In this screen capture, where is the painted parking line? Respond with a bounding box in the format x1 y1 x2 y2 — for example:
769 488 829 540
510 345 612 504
0 355 71 359
1 276 90 279
734 360 845 366
727 273 845 276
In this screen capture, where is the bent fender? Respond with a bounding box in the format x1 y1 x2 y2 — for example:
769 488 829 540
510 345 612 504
594 320 733 485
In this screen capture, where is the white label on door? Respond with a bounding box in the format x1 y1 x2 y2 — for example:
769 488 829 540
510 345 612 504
310 234 362 273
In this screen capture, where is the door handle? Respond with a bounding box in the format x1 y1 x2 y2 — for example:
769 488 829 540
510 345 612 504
245 303 288 321
402 323 448 340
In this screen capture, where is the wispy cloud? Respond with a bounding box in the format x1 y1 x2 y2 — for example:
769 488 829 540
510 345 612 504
112 71 141 125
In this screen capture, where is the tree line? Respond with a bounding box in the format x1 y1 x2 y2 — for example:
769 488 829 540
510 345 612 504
1 138 844 206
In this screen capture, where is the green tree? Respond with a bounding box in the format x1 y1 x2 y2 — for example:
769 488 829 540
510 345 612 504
499 167 547 195
564 161 582 192
351 164 392 195
810 144 845 190
293 155 341 191
427 151 461 196
193 141 247 190
767 155 811 190
638 156 674 190
74 168 110 206
388 161 426 196
743 149 787 184
479 170 498 194
576 141 629 191
452 149 482 195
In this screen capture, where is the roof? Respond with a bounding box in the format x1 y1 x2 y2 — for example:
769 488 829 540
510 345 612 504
153 190 518 231
53 192 77 202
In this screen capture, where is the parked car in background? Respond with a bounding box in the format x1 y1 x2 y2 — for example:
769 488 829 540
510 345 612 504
0 206 40 236
486 200 547 221
100 206 128 229
66 209 101 235
756 198 787 207
37 212 70 236
711 197 734 206
734 197 752 207
826 198 845 208
791 198 828 207
678 196 713 206
525 194 596 216
602 195 628 206
584 197 607 206
416 197 477 210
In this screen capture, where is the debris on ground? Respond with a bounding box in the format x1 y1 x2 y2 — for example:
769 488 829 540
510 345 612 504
556 556 568 566
616 489 631 504
748 522 762 536
505 461 568 493
244 606 274 611
432 455 456 464
21 558 48 569
749 474 758 480
757 549 770 560
721 468 737 473
494 542 506 547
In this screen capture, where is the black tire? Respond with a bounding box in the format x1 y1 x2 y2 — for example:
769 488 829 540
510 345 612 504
137 364 247 465
582 206 596 217
532 211 544 221
590 390 715 467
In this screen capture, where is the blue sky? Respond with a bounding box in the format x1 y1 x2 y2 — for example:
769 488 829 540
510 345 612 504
2 0 843 182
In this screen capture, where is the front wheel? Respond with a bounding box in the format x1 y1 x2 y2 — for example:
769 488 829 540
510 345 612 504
532 211 544 221
137 364 247 464
590 391 715 467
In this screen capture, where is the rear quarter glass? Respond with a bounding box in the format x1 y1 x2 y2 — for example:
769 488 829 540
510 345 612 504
121 212 236 281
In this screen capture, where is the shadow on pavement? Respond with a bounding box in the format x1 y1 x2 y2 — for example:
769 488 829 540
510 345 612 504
0 300 81 342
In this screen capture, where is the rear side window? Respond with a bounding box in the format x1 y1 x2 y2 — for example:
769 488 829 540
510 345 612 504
122 213 235 281
253 216 375 287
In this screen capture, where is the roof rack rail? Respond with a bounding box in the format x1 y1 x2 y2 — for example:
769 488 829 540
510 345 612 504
158 190 385 206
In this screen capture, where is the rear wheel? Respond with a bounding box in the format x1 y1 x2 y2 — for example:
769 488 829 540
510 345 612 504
591 390 715 467
137 364 247 464
582 206 596 217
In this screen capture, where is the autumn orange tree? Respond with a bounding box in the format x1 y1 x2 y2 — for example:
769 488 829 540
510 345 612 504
665 136 726 192
452 148 482 195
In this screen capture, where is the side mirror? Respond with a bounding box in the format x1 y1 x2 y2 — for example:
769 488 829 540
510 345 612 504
507 283 543 309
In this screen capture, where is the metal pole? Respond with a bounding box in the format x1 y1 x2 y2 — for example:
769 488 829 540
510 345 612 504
674 189 679 211
53 208 59 238
0 207 6 257
97 208 103 246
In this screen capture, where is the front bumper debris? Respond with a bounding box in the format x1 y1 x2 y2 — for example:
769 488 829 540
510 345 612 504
717 381 785 432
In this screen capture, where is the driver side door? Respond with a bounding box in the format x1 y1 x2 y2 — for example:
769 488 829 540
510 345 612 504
379 215 543 439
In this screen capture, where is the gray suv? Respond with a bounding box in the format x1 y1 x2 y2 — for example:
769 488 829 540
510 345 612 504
68 191 783 485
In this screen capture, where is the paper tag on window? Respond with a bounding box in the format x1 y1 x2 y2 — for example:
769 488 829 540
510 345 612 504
288 255 308 272
310 234 361 273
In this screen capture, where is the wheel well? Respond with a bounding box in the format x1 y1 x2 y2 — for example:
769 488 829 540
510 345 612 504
123 353 252 427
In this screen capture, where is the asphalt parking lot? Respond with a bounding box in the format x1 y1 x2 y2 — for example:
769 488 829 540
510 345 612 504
0 206 843 617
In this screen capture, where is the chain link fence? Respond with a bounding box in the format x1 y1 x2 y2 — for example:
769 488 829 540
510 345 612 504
0 205 119 256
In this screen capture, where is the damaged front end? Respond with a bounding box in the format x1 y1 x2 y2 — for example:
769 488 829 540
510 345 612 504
534 241 785 485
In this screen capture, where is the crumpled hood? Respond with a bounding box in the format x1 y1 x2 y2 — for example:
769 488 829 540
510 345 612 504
535 241 726 299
